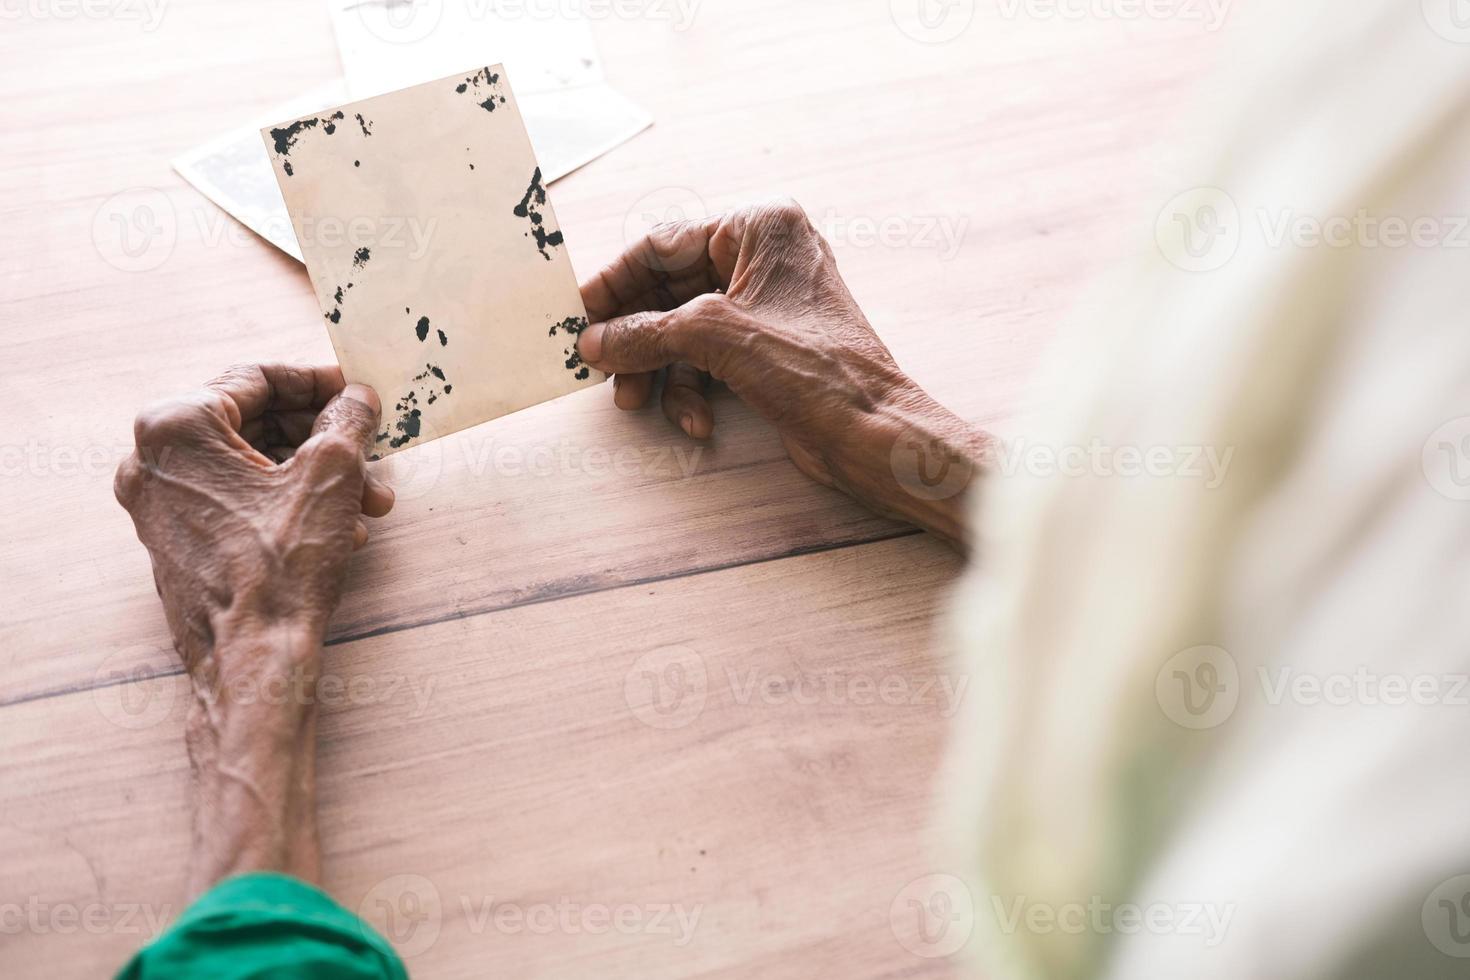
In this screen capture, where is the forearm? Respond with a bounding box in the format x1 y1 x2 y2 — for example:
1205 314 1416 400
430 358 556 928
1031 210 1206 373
182 618 325 898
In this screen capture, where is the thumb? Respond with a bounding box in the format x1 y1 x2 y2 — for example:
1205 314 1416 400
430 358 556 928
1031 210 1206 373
309 383 382 451
576 295 738 375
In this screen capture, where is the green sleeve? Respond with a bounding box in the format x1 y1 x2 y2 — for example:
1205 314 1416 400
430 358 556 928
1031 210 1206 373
116 872 407 980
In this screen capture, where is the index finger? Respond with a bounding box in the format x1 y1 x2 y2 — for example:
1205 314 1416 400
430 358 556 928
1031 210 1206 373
203 364 347 429
580 215 727 322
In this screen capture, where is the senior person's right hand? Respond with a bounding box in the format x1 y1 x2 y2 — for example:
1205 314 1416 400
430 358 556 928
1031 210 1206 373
578 199 991 547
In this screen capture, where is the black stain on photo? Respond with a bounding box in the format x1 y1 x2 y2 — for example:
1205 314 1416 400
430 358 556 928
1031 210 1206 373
325 281 355 325
513 167 564 260
353 247 371 268
374 363 453 452
549 315 591 380
415 316 431 342
455 66 507 113
268 111 346 177
354 113 373 137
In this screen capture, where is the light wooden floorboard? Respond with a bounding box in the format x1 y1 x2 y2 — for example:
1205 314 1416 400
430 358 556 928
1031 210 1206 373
0 0 1229 702
0 1 1238 976
2 535 965 979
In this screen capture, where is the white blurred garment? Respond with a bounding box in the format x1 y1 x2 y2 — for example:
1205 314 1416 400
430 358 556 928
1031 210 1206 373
945 2 1470 978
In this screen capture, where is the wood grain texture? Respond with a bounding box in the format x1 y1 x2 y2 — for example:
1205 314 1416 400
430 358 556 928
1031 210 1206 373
1 0 1237 976
2 535 965 979
0 0 1230 703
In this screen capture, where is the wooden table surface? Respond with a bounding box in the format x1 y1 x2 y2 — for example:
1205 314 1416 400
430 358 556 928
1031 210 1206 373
0 2 1231 976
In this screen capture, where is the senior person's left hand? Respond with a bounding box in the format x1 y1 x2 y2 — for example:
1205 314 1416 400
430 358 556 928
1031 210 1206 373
115 364 393 662
114 363 393 894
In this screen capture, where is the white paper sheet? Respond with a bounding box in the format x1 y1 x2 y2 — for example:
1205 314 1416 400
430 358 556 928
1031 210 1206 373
172 1 651 262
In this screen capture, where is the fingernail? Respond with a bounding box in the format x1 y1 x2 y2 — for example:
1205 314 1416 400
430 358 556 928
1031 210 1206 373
343 383 380 412
680 413 695 437
577 323 604 364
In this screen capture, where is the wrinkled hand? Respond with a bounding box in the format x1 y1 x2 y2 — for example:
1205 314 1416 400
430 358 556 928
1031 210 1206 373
578 199 988 545
114 364 394 662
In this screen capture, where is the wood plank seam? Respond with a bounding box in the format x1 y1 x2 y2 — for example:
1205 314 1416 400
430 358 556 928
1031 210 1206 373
1 526 926 710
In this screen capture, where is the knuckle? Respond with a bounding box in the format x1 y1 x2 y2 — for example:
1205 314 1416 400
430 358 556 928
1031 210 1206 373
649 215 692 243
645 220 702 274
306 431 364 468
644 310 686 358
666 300 729 364
683 292 734 320
762 198 810 232
132 398 200 445
202 364 262 407
673 295 733 353
217 362 264 387
113 455 143 508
